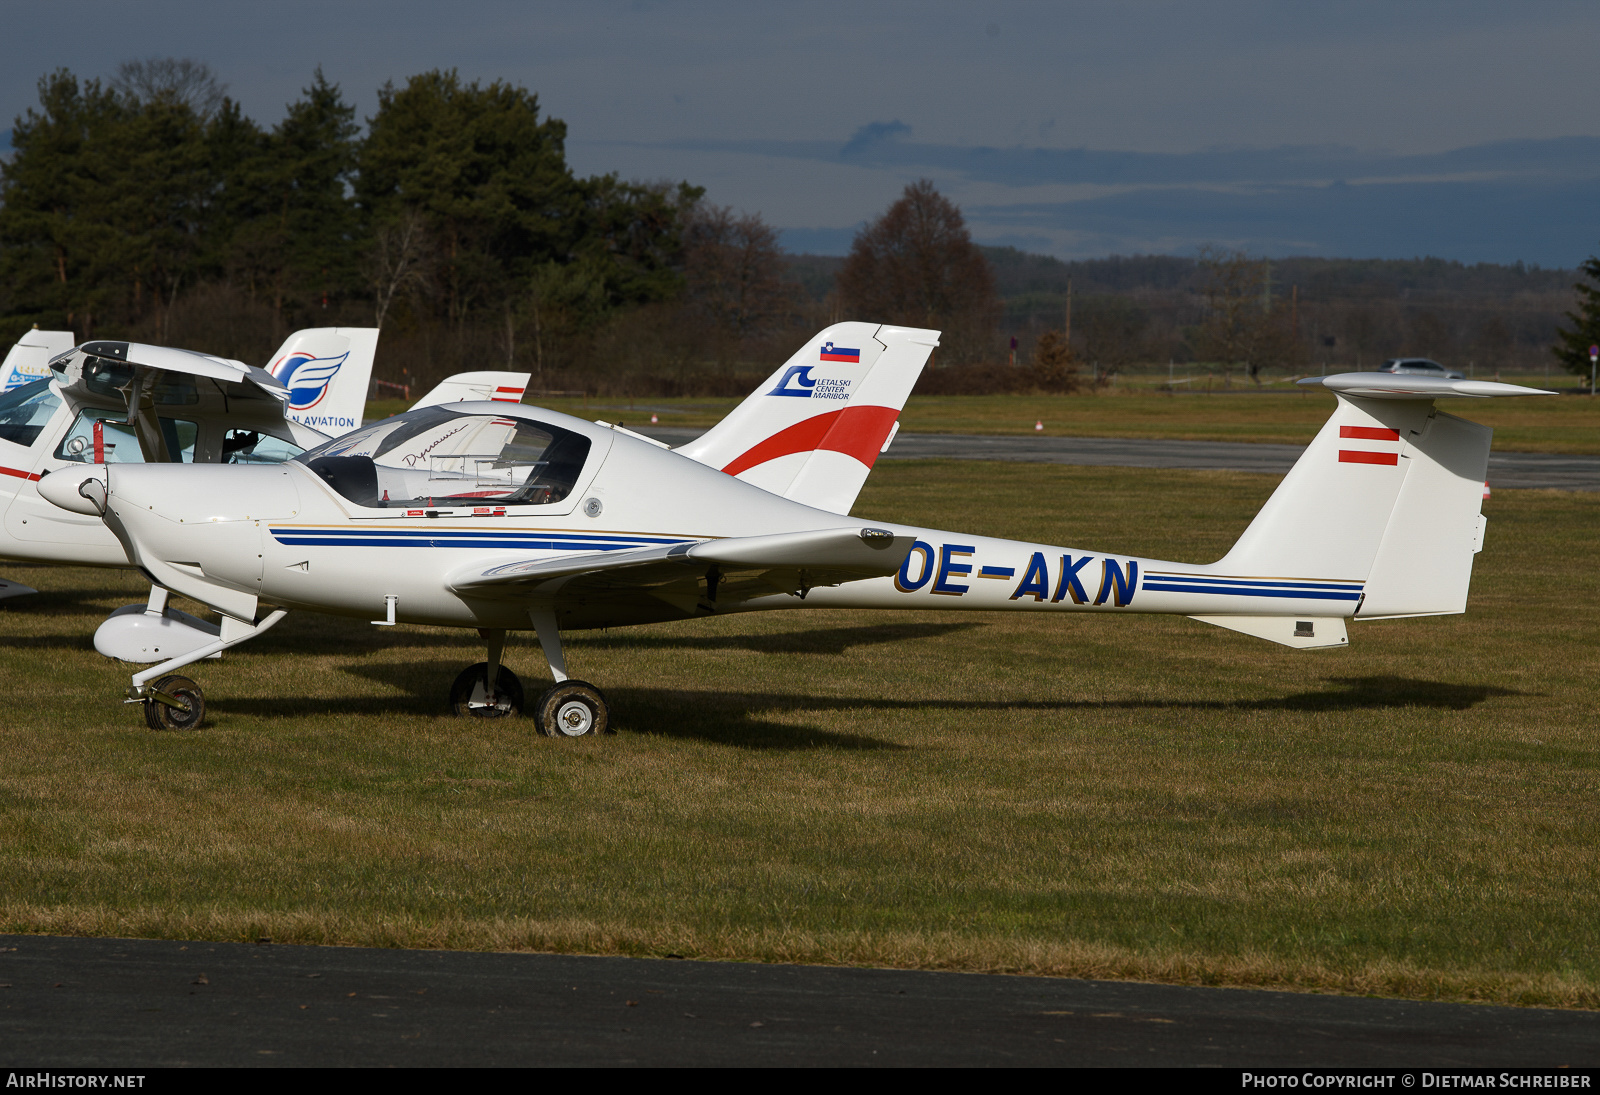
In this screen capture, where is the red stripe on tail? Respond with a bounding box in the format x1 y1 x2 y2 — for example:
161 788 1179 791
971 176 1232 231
1339 450 1399 465
721 405 900 476
1339 425 1400 441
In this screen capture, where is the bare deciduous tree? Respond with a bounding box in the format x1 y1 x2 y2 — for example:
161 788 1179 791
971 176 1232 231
682 204 794 349
1192 247 1302 383
112 58 228 118
367 208 433 330
1031 328 1079 392
837 180 999 362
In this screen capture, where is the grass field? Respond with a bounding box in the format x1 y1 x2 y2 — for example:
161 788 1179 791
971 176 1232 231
370 387 1600 453
1 462 1596 1008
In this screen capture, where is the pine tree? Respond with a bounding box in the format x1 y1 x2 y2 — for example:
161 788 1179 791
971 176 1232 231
1552 254 1600 385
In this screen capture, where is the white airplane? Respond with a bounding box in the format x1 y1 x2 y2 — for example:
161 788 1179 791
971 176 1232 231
14 320 930 677
40 327 1550 736
0 325 529 612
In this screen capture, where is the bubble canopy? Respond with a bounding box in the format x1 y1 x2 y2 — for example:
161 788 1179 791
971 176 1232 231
294 406 593 509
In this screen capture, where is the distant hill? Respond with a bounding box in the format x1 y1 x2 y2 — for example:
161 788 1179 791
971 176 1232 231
786 245 1575 303
783 245 1580 371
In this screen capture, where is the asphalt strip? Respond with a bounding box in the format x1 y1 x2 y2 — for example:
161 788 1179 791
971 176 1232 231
636 428 1600 491
1 935 1596 1067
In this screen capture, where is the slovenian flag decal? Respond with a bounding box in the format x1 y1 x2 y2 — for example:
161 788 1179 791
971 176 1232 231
820 341 860 363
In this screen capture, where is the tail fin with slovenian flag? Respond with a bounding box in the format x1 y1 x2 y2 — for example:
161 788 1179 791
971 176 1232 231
674 322 939 515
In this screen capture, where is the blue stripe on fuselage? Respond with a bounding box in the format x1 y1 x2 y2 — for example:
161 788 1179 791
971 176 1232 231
1141 581 1362 601
269 526 689 551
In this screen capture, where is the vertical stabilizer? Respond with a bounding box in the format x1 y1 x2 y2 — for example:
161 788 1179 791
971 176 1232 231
1216 393 1433 583
0 330 76 391
675 322 939 514
264 328 380 436
1212 373 1550 621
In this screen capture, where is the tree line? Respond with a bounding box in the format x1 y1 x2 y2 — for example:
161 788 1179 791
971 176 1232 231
2 58 1592 393
0 62 831 392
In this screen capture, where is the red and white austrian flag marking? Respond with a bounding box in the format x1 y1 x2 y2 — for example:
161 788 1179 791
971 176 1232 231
1338 425 1401 465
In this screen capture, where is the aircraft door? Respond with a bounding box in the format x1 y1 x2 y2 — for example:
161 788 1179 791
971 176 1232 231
4 401 196 549
0 382 129 558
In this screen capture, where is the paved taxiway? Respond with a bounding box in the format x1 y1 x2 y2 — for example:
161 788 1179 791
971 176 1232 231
638 428 1600 491
2 935 1596 1067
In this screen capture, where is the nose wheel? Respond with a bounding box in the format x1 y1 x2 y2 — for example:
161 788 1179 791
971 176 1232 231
142 675 205 730
449 663 525 718
535 680 609 737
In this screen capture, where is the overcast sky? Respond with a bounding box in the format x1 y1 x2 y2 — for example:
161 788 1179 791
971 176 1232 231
4 0 1599 265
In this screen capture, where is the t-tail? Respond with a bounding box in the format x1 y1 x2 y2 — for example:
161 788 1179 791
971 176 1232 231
802 372 1553 650
1205 373 1555 634
264 328 380 436
674 322 939 515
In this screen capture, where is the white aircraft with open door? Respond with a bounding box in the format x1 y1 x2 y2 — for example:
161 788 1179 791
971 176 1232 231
0 326 528 610
0 328 379 601
42 325 1548 736
13 320 928 671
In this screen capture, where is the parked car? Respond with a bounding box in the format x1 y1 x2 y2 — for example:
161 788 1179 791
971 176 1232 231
1377 357 1465 380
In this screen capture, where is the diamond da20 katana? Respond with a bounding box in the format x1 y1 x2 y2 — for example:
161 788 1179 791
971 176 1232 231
38 323 1551 736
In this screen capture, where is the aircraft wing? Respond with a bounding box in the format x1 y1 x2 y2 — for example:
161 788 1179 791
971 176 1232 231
446 526 914 605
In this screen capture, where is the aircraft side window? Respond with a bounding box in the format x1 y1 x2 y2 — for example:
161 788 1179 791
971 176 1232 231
222 429 304 465
55 411 197 464
305 455 380 507
80 357 135 399
0 380 63 448
302 414 592 508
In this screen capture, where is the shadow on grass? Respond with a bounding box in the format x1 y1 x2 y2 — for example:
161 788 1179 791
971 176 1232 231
243 623 482 656
612 676 1522 749
0 633 98 652
1275 676 1525 713
577 620 987 656
0 589 139 623
606 688 909 750
205 671 1524 752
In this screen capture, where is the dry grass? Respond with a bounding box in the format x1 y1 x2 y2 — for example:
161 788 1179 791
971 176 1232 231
0 464 1596 1008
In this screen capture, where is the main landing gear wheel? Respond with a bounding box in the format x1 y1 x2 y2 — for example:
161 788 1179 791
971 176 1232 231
535 680 609 738
143 675 204 731
449 663 525 718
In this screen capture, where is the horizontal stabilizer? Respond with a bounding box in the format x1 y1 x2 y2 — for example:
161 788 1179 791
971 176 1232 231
412 371 531 409
1188 615 1349 649
1298 373 1555 400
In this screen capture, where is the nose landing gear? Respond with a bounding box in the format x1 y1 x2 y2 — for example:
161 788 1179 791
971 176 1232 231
140 675 205 730
449 662 525 717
